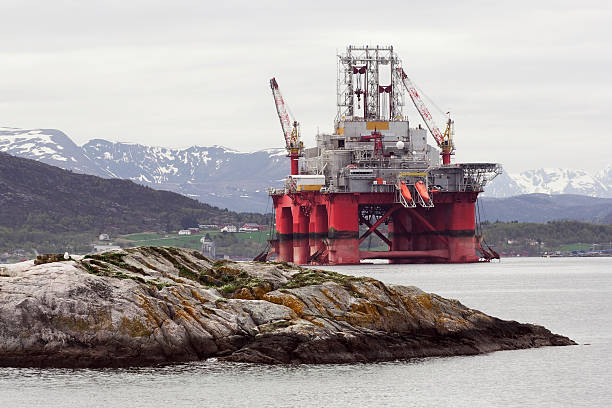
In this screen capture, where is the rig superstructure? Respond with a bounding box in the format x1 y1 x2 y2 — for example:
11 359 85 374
262 45 501 265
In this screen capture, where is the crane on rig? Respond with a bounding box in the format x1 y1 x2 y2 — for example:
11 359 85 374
397 68 455 165
270 77 303 175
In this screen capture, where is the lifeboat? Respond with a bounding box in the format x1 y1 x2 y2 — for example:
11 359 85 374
400 181 412 202
415 180 431 202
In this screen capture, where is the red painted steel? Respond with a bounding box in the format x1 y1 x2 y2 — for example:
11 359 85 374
442 152 451 165
291 204 309 264
360 249 449 259
327 194 360 264
309 204 328 262
276 205 293 262
272 190 482 265
290 152 299 175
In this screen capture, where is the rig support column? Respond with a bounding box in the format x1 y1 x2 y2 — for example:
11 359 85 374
327 195 359 264
276 206 293 262
292 205 310 264
309 204 329 261
443 193 479 262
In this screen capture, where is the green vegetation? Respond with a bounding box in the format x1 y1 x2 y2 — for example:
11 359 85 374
63 243 370 300
220 283 238 294
76 245 263 298
481 220 612 256
84 253 147 275
152 248 365 296
121 232 205 249
81 261 145 284
80 251 166 289
121 233 161 241
557 243 592 252
282 268 365 289
0 151 270 256
356 220 612 256
120 230 271 259
173 261 263 295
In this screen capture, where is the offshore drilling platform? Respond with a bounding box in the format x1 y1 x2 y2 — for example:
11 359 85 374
261 45 501 265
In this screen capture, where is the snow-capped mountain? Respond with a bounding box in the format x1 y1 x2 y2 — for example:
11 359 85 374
0 127 113 178
485 167 611 198
597 165 612 191
1 127 610 210
81 139 287 211
0 128 287 212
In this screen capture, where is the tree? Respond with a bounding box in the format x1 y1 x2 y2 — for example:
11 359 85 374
181 215 199 229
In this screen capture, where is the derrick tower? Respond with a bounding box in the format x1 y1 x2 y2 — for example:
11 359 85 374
263 45 501 265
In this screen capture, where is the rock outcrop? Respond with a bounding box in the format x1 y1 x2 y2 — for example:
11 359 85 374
0 247 574 367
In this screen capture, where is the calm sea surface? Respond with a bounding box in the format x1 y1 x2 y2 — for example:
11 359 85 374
1 257 610 407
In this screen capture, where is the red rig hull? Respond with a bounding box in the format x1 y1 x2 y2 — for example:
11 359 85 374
271 190 481 265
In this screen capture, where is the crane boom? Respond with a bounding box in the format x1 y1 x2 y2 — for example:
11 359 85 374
397 68 454 165
270 77 303 175
270 78 293 149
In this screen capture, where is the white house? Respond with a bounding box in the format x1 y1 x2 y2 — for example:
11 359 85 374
220 225 237 233
98 233 110 241
239 223 260 232
178 229 192 235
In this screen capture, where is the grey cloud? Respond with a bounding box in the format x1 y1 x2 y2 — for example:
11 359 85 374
0 0 610 172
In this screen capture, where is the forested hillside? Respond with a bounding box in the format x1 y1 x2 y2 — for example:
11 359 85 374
0 152 268 253
481 220 612 256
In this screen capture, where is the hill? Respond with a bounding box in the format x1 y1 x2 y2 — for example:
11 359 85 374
480 220 612 256
1 127 286 212
478 194 612 224
0 152 269 254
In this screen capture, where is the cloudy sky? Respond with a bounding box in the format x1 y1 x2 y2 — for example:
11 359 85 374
1 0 611 173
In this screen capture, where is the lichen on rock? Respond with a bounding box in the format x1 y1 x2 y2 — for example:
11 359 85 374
0 246 575 368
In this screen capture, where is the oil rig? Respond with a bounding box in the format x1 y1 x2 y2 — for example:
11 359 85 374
261 45 501 265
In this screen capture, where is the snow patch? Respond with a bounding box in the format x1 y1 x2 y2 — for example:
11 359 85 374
508 168 608 197
135 174 151 183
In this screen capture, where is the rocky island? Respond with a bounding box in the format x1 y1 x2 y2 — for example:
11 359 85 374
0 247 574 367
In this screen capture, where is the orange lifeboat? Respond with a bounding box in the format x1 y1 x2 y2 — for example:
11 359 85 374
400 182 412 202
415 180 431 202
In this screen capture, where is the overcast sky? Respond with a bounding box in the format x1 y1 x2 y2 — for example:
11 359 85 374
1 0 611 173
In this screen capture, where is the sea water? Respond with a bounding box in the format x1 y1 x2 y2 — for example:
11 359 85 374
1 257 610 407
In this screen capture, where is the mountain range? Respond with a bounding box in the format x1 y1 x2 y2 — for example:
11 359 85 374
1 127 611 212
0 127 287 212
478 194 612 224
484 167 611 198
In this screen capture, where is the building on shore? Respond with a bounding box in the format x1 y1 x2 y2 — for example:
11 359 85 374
200 236 216 259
